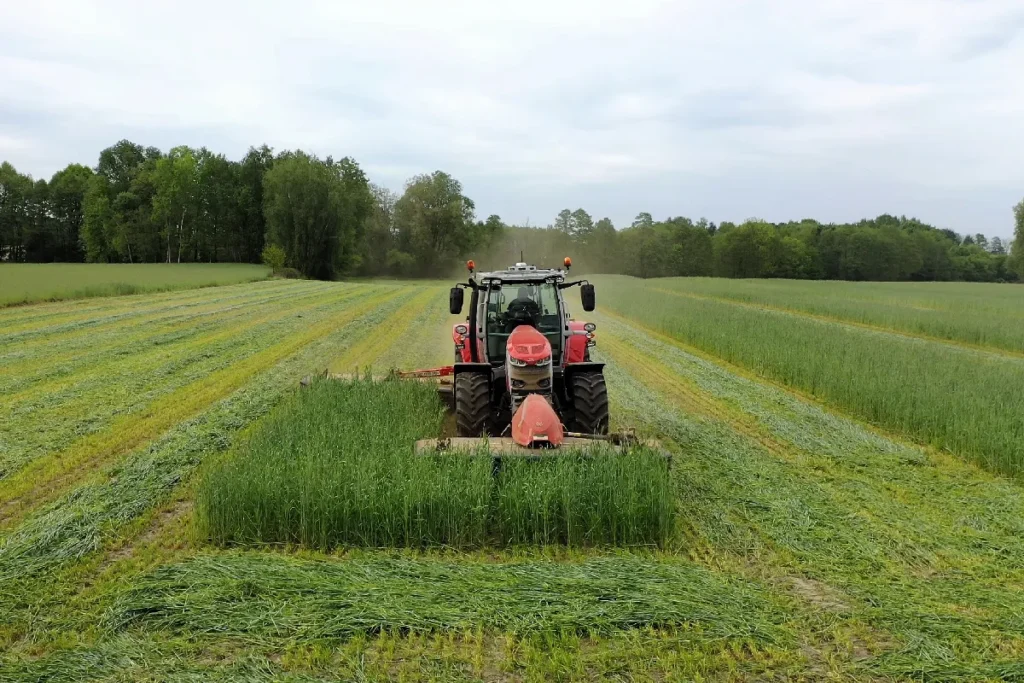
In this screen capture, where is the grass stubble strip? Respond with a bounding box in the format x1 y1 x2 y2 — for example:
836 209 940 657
197 378 675 549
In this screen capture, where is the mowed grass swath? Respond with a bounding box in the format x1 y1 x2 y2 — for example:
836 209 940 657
643 275 1024 354
0 282 376 481
197 379 674 548
597 280 1024 477
0 263 270 306
111 553 784 642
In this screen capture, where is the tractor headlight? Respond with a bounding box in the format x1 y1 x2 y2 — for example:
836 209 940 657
508 356 527 367
583 322 596 332
455 324 468 335
535 356 551 367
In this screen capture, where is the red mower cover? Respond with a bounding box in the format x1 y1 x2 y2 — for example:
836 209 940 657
511 393 565 447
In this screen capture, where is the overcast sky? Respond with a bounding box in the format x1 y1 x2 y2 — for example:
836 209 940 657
2 1 1022 238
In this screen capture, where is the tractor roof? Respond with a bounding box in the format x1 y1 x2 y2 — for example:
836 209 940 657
473 263 566 284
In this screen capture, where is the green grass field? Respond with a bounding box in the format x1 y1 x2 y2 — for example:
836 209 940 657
646 276 1024 353
0 263 270 306
2 272 1024 680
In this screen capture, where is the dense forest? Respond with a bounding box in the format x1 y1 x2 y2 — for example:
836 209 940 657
1 140 1022 282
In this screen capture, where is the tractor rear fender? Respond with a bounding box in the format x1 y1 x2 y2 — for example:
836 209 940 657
452 324 474 363
565 321 591 363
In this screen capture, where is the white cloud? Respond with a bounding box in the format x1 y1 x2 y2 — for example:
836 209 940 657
1 0 1023 236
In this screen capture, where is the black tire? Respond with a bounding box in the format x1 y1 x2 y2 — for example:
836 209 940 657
571 371 609 435
455 372 491 437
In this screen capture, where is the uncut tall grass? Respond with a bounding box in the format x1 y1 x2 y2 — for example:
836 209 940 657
644 276 1024 353
198 379 492 548
198 379 674 548
497 446 673 546
600 281 1024 477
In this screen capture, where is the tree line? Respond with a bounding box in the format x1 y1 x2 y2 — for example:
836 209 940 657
1 139 1022 282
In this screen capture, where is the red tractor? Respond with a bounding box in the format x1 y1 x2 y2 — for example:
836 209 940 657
443 258 608 448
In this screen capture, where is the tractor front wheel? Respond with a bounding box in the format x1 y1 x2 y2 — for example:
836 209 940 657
571 371 609 435
455 372 491 437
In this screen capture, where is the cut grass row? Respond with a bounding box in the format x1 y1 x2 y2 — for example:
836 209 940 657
198 379 674 548
0 285 381 480
0 282 366 407
111 553 786 642
3 623 799 681
0 278 311 345
326 286 443 374
0 286 418 641
639 276 1024 353
0 280 324 380
0 263 270 307
597 281 1024 478
0 287 407 528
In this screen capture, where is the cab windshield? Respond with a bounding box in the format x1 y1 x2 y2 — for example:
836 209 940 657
484 282 562 362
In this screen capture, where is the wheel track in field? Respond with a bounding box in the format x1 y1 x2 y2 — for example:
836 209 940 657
0 287 410 531
598 320 908 671
649 287 1024 361
0 284 366 407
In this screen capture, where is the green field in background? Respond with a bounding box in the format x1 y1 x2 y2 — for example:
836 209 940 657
0 263 270 306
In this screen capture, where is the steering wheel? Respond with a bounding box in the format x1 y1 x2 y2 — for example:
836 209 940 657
505 300 540 328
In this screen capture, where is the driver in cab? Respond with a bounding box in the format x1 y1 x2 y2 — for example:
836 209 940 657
505 286 540 331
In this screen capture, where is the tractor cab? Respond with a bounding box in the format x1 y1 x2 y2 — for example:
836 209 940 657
483 279 564 364
447 260 607 439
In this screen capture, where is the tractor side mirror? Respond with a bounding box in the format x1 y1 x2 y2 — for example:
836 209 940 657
449 287 464 315
581 284 596 312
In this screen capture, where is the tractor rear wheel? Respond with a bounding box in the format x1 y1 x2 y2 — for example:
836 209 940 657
455 372 491 437
571 371 609 435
